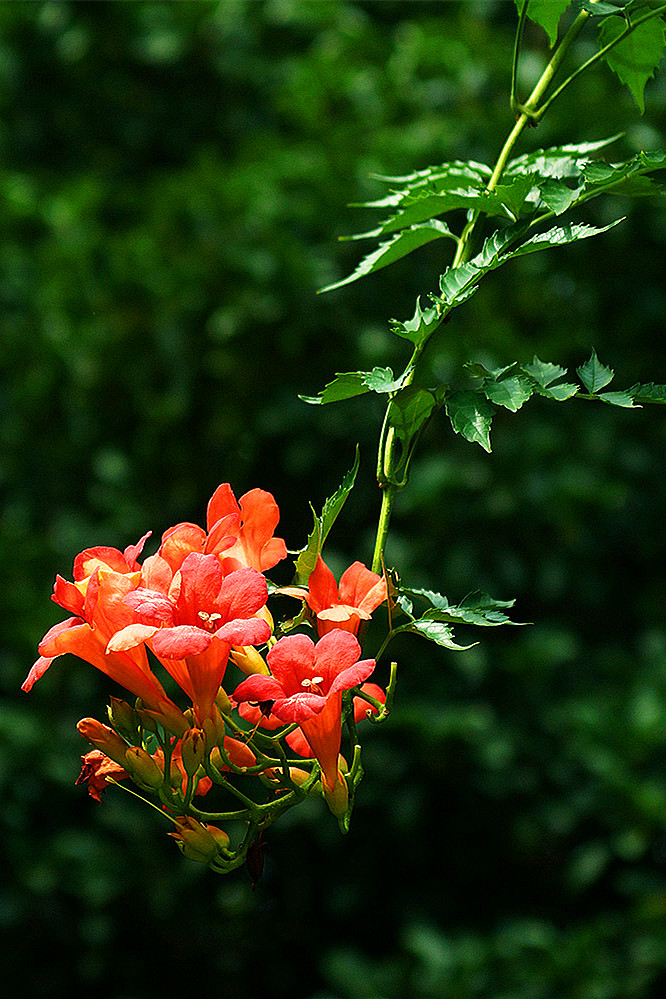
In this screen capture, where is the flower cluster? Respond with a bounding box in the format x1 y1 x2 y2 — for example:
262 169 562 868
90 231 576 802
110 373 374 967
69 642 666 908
24 483 390 876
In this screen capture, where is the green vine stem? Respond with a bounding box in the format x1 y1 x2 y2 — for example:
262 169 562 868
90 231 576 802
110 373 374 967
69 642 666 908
368 2 662 577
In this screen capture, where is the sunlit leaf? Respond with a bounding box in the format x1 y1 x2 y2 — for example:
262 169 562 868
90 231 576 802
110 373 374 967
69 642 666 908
390 297 442 347
581 0 630 14
387 386 441 453
300 367 403 405
599 11 666 112
483 374 534 411
399 615 476 651
522 356 580 400
293 448 360 584
505 136 622 178
577 350 615 392
403 587 523 627
597 390 640 407
319 221 454 293
445 391 494 452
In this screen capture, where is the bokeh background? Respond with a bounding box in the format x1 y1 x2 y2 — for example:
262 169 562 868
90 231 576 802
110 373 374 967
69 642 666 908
3 2 666 997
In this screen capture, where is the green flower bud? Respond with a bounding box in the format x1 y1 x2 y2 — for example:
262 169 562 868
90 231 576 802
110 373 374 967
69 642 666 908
180 728 206 777
123 747 164 790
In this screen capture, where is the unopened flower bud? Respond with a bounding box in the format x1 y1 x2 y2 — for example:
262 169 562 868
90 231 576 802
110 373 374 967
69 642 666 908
169 816 224 864
202 704 225 746
123 746 164 790
134 700 158 733
107 697 139 742
230 646 269 676
180 727 206 777
215 688 233 716
322 771 349 819
77 718 128 766
264 766 315 790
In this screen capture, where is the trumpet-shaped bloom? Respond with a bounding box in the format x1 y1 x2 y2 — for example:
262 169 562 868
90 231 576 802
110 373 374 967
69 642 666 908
233 630 375 792
109 552 271 720
24 567 188 735
287 556 387 636
206 484 288 573
237 682 386 759
157 483 287 576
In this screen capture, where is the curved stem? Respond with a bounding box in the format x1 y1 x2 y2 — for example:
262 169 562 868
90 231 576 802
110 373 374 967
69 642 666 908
371 484 396 574
369 7 596 582
536 4 666 119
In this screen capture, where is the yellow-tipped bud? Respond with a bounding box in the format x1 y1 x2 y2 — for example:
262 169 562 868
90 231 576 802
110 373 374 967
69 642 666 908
123 746 164 790
202 704 225 746
264 766 316 790
169 816 222 864
107 698 138 741
180 727 206 777
215 688 233 716
322 771 349 819
230 646 270 676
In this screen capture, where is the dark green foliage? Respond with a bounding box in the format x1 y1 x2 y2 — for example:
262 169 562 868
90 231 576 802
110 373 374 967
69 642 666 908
3 3 666 999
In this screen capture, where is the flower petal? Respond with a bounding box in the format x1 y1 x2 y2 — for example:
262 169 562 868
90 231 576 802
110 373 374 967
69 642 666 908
217 567 268 621
206 483 239 531
314 629 362 688
234 673 285 703
178 552 225 622
266 633 316 693
338 561 386 610
215 617 271 646
107 624 159 652
73 546 133 581
159 522 206 572
151 625 211 659
272 691 326 723
123 531 152 569
328 657 376 696
306 556 339 615
123 588 174 624
22 655 55 692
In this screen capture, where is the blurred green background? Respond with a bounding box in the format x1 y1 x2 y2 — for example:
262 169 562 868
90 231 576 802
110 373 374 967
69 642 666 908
3 1 666 996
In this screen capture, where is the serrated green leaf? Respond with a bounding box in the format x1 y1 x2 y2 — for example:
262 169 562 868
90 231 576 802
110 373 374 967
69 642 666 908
483 374 534 412
320 222 453 293
300 367 402 405
515 0 572 45
522 356 569 387
400 616 476 651
445 391 494 452
577 350 615 392
403 587 522 627
390 297 442 348
507 219 625 258
597 389 640 407
368 159 492 191
629 382 666 403
599 12 666 113
521 357 579 400
293 448 360 584
538 178 585 214
538 382 580 401
506 136 622 178
438 261 483 306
